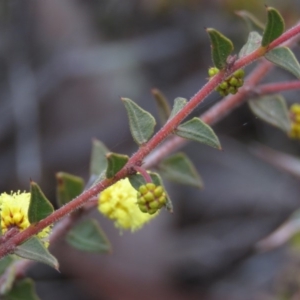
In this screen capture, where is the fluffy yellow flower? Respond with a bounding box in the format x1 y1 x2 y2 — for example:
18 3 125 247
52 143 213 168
0 191 51 246
289 104 300 139
98 178 158 231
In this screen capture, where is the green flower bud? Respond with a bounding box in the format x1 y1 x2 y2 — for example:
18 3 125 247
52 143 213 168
149 201 159 209
139 185 148 194
219 81 228 90
229 77 238 86
139 205 148 213
208 67 219 77
158 196 167 205
154 186 164 197
233 69 245 78
148 208 157 215
228 86 237 94
146 183 156 191
144 192 154 202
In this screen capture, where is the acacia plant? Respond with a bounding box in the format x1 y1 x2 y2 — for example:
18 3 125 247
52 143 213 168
1 6 300 299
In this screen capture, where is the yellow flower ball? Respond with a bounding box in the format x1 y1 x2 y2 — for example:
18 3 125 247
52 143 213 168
289 104 300 139
98 179 159 232
0 191 51 246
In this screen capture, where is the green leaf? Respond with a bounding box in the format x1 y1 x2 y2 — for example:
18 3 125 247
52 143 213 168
66 219 111 253
265 47 300 78
89 139 109 177
106 152 129 178
0 261 16 295
28 182 54 224
88 139 110 188
158 153 203 189
14 237 59 270
248 95 291 132
56 172 84 207
122 98 156 145
235 10 265 33
169 97 187 120
129 172 173 213
0 255 14 276
175 117 221 149
206 28 234 69
151 88 171 125
261 7 285 47
90 171 106 188
3 278 40 300
239 31 262 58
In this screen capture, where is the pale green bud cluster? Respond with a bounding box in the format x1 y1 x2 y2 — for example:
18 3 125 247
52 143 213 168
208 67 245 97
137 183 167 215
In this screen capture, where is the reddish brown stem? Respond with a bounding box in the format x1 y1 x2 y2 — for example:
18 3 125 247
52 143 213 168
256 80 300 94
133 166 152 183
0 22 300 259
144 60 273 167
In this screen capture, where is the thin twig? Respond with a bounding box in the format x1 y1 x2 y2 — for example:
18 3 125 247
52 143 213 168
255 80 300 95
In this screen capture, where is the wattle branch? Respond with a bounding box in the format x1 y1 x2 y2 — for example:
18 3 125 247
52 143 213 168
0 21 300 259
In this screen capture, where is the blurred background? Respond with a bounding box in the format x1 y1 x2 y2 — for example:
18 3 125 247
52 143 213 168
2 0 300 299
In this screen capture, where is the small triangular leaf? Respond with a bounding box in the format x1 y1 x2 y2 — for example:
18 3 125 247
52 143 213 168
265 47 300 78
3 278 40 300
14 237 59 270
248 95 291 132
66 219 111 253
128 172 173 213
87 139 110 188
239 31 262 58
0 262 16 296
28 182 54 224
261 6 285 47
158 153 203 189
122 98 156 145
206 28 234 69
235 10 265 33
152 88 171 125
0 255 14 276
56 172 84 207
175 117 221 149
169 98 187 120
89 139 109 177
106 153 129 178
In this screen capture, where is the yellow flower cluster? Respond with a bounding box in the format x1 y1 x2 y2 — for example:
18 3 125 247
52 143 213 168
289 104 300 139
98 179 159 232
0 191 51 246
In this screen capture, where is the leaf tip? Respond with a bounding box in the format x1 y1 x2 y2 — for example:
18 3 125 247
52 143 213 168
55 173 63 186
151 88 159 95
